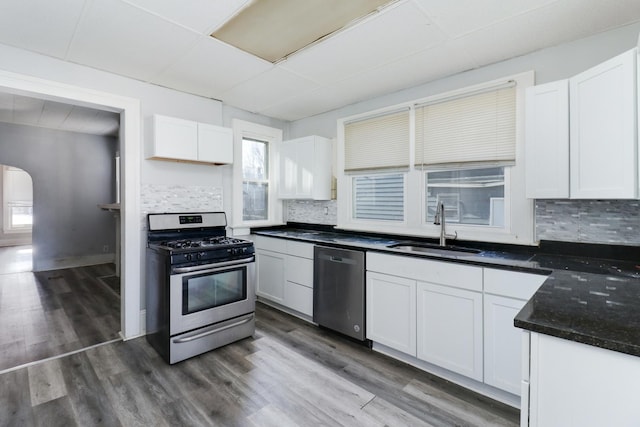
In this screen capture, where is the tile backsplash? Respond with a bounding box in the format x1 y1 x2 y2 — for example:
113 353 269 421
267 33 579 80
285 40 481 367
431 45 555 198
141 184 223 228
536 199 640 245
285 199 337 225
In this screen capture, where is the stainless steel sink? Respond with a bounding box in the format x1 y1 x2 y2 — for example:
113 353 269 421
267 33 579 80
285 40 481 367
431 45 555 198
387 242 481 257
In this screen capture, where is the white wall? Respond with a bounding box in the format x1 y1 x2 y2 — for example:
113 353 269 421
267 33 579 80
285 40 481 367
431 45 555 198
289 22 640 139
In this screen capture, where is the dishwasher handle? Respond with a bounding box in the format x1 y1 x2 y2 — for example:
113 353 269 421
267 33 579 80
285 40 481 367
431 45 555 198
318 251 360 265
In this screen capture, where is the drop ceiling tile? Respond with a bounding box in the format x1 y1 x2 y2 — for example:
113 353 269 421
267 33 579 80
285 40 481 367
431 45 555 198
13 96 44 126
0 93 14 123
67 0 201 82
458 0 640 68
0 0 86 58
220 67 322 114
281 1 447 85
259 86 348 121
416 0 560 38
327 39 478 106
152 37 272 99
123 0 250 34
38 101 74 129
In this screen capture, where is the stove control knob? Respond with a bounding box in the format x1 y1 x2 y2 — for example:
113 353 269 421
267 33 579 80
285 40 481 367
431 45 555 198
196 252 205 260
184 253 193 261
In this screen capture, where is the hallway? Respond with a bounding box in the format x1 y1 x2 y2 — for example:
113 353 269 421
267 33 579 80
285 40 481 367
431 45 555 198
0 245 32 275
0 249 120 372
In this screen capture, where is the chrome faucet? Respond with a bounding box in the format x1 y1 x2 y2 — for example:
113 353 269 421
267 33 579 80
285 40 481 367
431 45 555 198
434 201 457 247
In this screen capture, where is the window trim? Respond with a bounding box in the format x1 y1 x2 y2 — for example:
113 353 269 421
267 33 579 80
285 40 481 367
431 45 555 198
231 119 283 232
336 71 535 245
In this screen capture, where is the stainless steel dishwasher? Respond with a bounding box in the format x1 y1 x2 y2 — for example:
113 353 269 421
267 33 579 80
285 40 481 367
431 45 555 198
313 246 366 341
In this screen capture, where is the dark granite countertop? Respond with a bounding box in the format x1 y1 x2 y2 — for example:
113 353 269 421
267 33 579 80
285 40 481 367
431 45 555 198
253 225 640 357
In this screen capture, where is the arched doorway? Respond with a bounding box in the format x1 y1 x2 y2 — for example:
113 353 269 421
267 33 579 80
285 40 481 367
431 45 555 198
0 164 33 274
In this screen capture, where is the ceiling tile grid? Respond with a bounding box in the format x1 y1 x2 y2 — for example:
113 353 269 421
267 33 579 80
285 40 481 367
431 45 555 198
66 0 202 82
150 37 273 99
0 0 86 59
0 0 639 124
122 0 251 34
281 1 447 85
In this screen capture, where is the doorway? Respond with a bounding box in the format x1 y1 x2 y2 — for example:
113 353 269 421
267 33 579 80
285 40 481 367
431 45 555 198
0 165 32 274
0 69 142 344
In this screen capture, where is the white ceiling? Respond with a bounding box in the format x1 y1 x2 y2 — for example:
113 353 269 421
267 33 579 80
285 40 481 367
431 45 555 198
0 0 639 128
0 92 120 136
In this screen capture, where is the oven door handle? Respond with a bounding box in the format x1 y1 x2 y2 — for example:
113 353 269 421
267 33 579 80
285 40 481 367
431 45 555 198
173 314 254 344
172 256 255 274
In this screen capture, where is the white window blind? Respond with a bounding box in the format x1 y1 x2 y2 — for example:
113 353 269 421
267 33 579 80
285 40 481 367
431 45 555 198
344 109 410 171
353 173 404 221
415 85 516 166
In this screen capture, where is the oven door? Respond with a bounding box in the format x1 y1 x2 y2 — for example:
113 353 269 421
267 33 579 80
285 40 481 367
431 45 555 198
169 257 256 336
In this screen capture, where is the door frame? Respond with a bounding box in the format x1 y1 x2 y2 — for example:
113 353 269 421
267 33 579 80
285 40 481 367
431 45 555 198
0 69 142 339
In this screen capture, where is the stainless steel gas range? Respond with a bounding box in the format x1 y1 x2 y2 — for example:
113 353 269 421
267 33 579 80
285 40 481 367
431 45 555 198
145 212 255 364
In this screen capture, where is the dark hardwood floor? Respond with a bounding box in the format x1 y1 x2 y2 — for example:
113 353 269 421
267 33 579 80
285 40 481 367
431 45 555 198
0 263 120 372
0 302 519 426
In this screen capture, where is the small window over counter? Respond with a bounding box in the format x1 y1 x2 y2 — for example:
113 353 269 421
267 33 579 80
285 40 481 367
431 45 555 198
425 167 505 227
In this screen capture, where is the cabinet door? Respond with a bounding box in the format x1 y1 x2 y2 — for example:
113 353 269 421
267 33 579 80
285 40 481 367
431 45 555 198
366 272 416 356
417 281 483 381
484 294 527 395
525 80 569 198
198 123 233 164
529 333 640 426
256 250 285 303
569 48 637 199
296 138 315 198
278 140 297 198
152 115 198 160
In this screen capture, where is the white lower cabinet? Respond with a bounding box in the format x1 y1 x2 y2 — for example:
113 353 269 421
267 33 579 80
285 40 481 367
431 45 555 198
366 271 416 356
484 268 547 396
483 294 527 394
527 333 640 426
254 236 314 317
256 250 285 304
417 281 483 381
367 252 549 405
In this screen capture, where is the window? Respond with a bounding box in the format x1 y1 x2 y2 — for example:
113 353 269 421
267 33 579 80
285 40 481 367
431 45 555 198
242 138 269 221
425 167 505 227
232 119 283 230
337 72 534 244
353 173 404 221
2 166 33 233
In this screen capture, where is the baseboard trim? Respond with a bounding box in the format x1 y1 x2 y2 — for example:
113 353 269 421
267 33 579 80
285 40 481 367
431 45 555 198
34 254 115 271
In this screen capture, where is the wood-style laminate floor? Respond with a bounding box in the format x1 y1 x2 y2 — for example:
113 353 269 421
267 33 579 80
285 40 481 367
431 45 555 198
0 263 120 372
0 302 519 426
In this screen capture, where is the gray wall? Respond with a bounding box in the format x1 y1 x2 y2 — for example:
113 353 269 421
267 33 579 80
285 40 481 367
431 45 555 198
0 122 117 270
285 22 640 246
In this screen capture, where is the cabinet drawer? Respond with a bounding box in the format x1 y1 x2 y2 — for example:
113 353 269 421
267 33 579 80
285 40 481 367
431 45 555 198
367 252 482 292
254 235 287 252
284 281 313 316
285 255 313 288
286 240 314 259
484 268 547 300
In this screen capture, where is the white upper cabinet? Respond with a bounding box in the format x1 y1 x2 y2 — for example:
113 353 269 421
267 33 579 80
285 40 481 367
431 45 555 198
570 49 637 199
524 48 638 199
149 114 233 164
525 80 570 198
278 135 332 200
197 123 233 164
